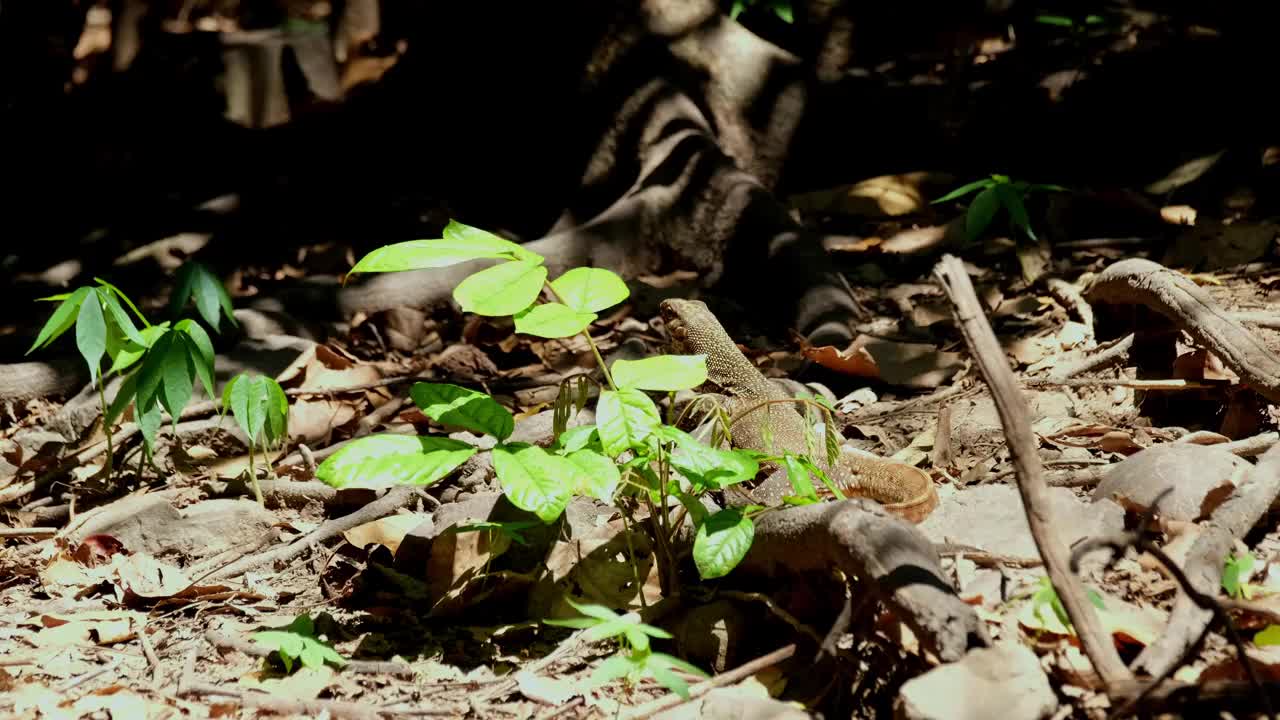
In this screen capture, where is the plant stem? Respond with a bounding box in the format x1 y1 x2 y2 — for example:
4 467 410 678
544 282 617 390
97 379 114 477
248 442 264 505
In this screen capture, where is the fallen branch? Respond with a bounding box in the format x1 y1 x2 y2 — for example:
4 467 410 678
1084 258 1280 403
742 498 988 663
205 485 417 580
933 254 1131 689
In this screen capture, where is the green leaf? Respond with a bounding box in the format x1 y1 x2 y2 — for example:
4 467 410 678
136 331 172 409
659 427 758 489
554 425 599 454
264 378 289 447
1028 183 1070 193
693 507 754 579
453 260 548 317
94 278 149 328
611 355 708 392
75 289 108 383
965 186 1001 241
107 323 167 376
176 320 216 401
1034 14 1075 27
932 177 994 204
596 389 661 457
98 288 145 346
27 286 90 354
493 442 576 523
252 615 346 673
513 303 597 338
564 598 622 623
443 220 543 263
159 334 194 427
767 0 793 23
565 448 621 501
170 263 237 331
996 184 1036 241
230 374 266 443
781 454 818 500
645 659 691 700
591 654 641 687
349 240 512 275
549 267 630 313
1223 553 1256 598
1256 625 1280 646
104 372 138 428
137 395 163 455
410 382 514 440
316 434 477 489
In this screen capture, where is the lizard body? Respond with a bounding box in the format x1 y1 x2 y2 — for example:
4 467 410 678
660 298 938 523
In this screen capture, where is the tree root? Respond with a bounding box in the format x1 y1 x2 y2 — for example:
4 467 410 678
742 499 988 663
1084 258 1280 402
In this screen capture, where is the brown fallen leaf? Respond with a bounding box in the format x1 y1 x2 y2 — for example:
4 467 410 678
342 513 428 555
802 335 963 389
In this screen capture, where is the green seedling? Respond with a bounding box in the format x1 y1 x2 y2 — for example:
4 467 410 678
545 597 708 699
169 261 238 332
221 373 289 505
252 614 347 673
1030 576 1105 631
932 174 1069 243
29 278 156 474
333 219 827 587
731 0 792 24
1222 552 1257 600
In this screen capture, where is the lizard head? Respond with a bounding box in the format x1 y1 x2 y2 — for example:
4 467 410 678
659 298 707 352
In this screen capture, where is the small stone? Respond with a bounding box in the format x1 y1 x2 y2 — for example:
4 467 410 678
897 643 1057 720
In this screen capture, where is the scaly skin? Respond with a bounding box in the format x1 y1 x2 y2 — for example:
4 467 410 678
660 298 938 522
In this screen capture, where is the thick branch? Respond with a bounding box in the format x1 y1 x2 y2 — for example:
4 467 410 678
933 254 1131 689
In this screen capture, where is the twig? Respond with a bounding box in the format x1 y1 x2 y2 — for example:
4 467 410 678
138 627 163 687
205 486 417 580
1050 333 1134 380
619 644 796 720
719 591 825 647
0 527 56 538
59 657 122 693
1025 377 1218 391
182 681 390 719
933 254 1131 689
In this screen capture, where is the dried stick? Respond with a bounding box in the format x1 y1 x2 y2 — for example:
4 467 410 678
1050 333 1134 380
204 486 416 580
933 254 1131 689
619 644 797 720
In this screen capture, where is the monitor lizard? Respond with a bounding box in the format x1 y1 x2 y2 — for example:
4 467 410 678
660 298 938 523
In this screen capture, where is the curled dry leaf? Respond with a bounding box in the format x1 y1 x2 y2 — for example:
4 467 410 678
342 513 428 555
802 335 963 389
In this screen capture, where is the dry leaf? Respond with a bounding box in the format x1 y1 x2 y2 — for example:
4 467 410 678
803 335 963 389
343 513 428 555
1160 205 1197 225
